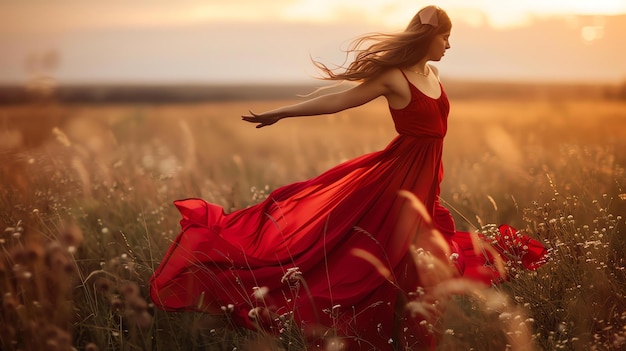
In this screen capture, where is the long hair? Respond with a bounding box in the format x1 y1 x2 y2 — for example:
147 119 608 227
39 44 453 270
313 6 451 82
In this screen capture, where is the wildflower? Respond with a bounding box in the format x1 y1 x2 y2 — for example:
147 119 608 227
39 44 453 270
120 282 140 298
248 307 261 319
3 292 18 311
252 286 269 300
221 304 234 313
325 337 345 351
110 297 124 311
59 224 83 248
249 307 273 325
407 301 437 319
499 312 512 321
94 277 113 293
12 264 32 280
281 267 302 283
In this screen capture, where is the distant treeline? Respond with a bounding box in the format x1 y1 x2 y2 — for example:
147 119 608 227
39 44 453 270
0 80 624 105
0 84 325 105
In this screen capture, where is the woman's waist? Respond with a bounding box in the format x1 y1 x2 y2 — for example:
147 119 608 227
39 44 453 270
394 123 446 138
385 134 444 153
395 130 445 139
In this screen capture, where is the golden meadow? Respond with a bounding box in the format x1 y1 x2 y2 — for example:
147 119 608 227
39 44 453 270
1 85 625 350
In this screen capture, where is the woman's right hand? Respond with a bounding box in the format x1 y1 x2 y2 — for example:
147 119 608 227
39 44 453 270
241 110 282 128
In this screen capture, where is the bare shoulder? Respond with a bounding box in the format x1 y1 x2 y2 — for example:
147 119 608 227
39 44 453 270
357 68 408 99
374 68 412 109
376 68 406 89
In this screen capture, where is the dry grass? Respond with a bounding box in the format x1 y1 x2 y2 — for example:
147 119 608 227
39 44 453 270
1 96 625 350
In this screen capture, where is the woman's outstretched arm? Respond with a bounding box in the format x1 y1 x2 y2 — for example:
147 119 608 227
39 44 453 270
242 72 396 128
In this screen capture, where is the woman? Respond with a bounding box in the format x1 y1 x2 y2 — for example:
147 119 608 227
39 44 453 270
150 6 547 350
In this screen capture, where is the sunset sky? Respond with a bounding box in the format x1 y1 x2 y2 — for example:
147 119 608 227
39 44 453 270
1 0 625 84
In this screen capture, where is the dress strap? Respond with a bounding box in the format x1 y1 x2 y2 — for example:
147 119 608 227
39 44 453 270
398 68 410 83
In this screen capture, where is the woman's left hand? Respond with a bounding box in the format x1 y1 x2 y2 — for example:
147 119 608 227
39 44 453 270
241 111 282 128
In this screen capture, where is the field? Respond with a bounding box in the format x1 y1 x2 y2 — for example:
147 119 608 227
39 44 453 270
1 93 625 351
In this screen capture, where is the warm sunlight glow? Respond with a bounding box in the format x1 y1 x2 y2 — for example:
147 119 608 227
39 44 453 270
279 0 408 25
182 3 281 23
3 0 625 31
277 0 626 29
523 0 626 14
439 0 626 28
1 0 624 84
581 25 604 43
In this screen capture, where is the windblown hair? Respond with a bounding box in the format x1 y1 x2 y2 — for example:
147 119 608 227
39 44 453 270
313 6 451 82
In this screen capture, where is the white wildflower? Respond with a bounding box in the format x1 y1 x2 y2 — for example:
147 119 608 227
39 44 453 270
281 267 302 283
252 286 269 300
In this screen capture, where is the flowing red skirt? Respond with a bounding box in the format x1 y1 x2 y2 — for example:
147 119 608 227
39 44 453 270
150 134 548 350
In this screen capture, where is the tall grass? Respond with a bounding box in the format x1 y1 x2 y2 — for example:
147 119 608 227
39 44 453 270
1 97 625 350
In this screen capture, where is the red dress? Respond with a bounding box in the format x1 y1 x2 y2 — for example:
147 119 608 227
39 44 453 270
150 72 548 350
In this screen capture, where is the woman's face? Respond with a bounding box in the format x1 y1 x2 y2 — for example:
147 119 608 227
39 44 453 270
427 31 451 61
